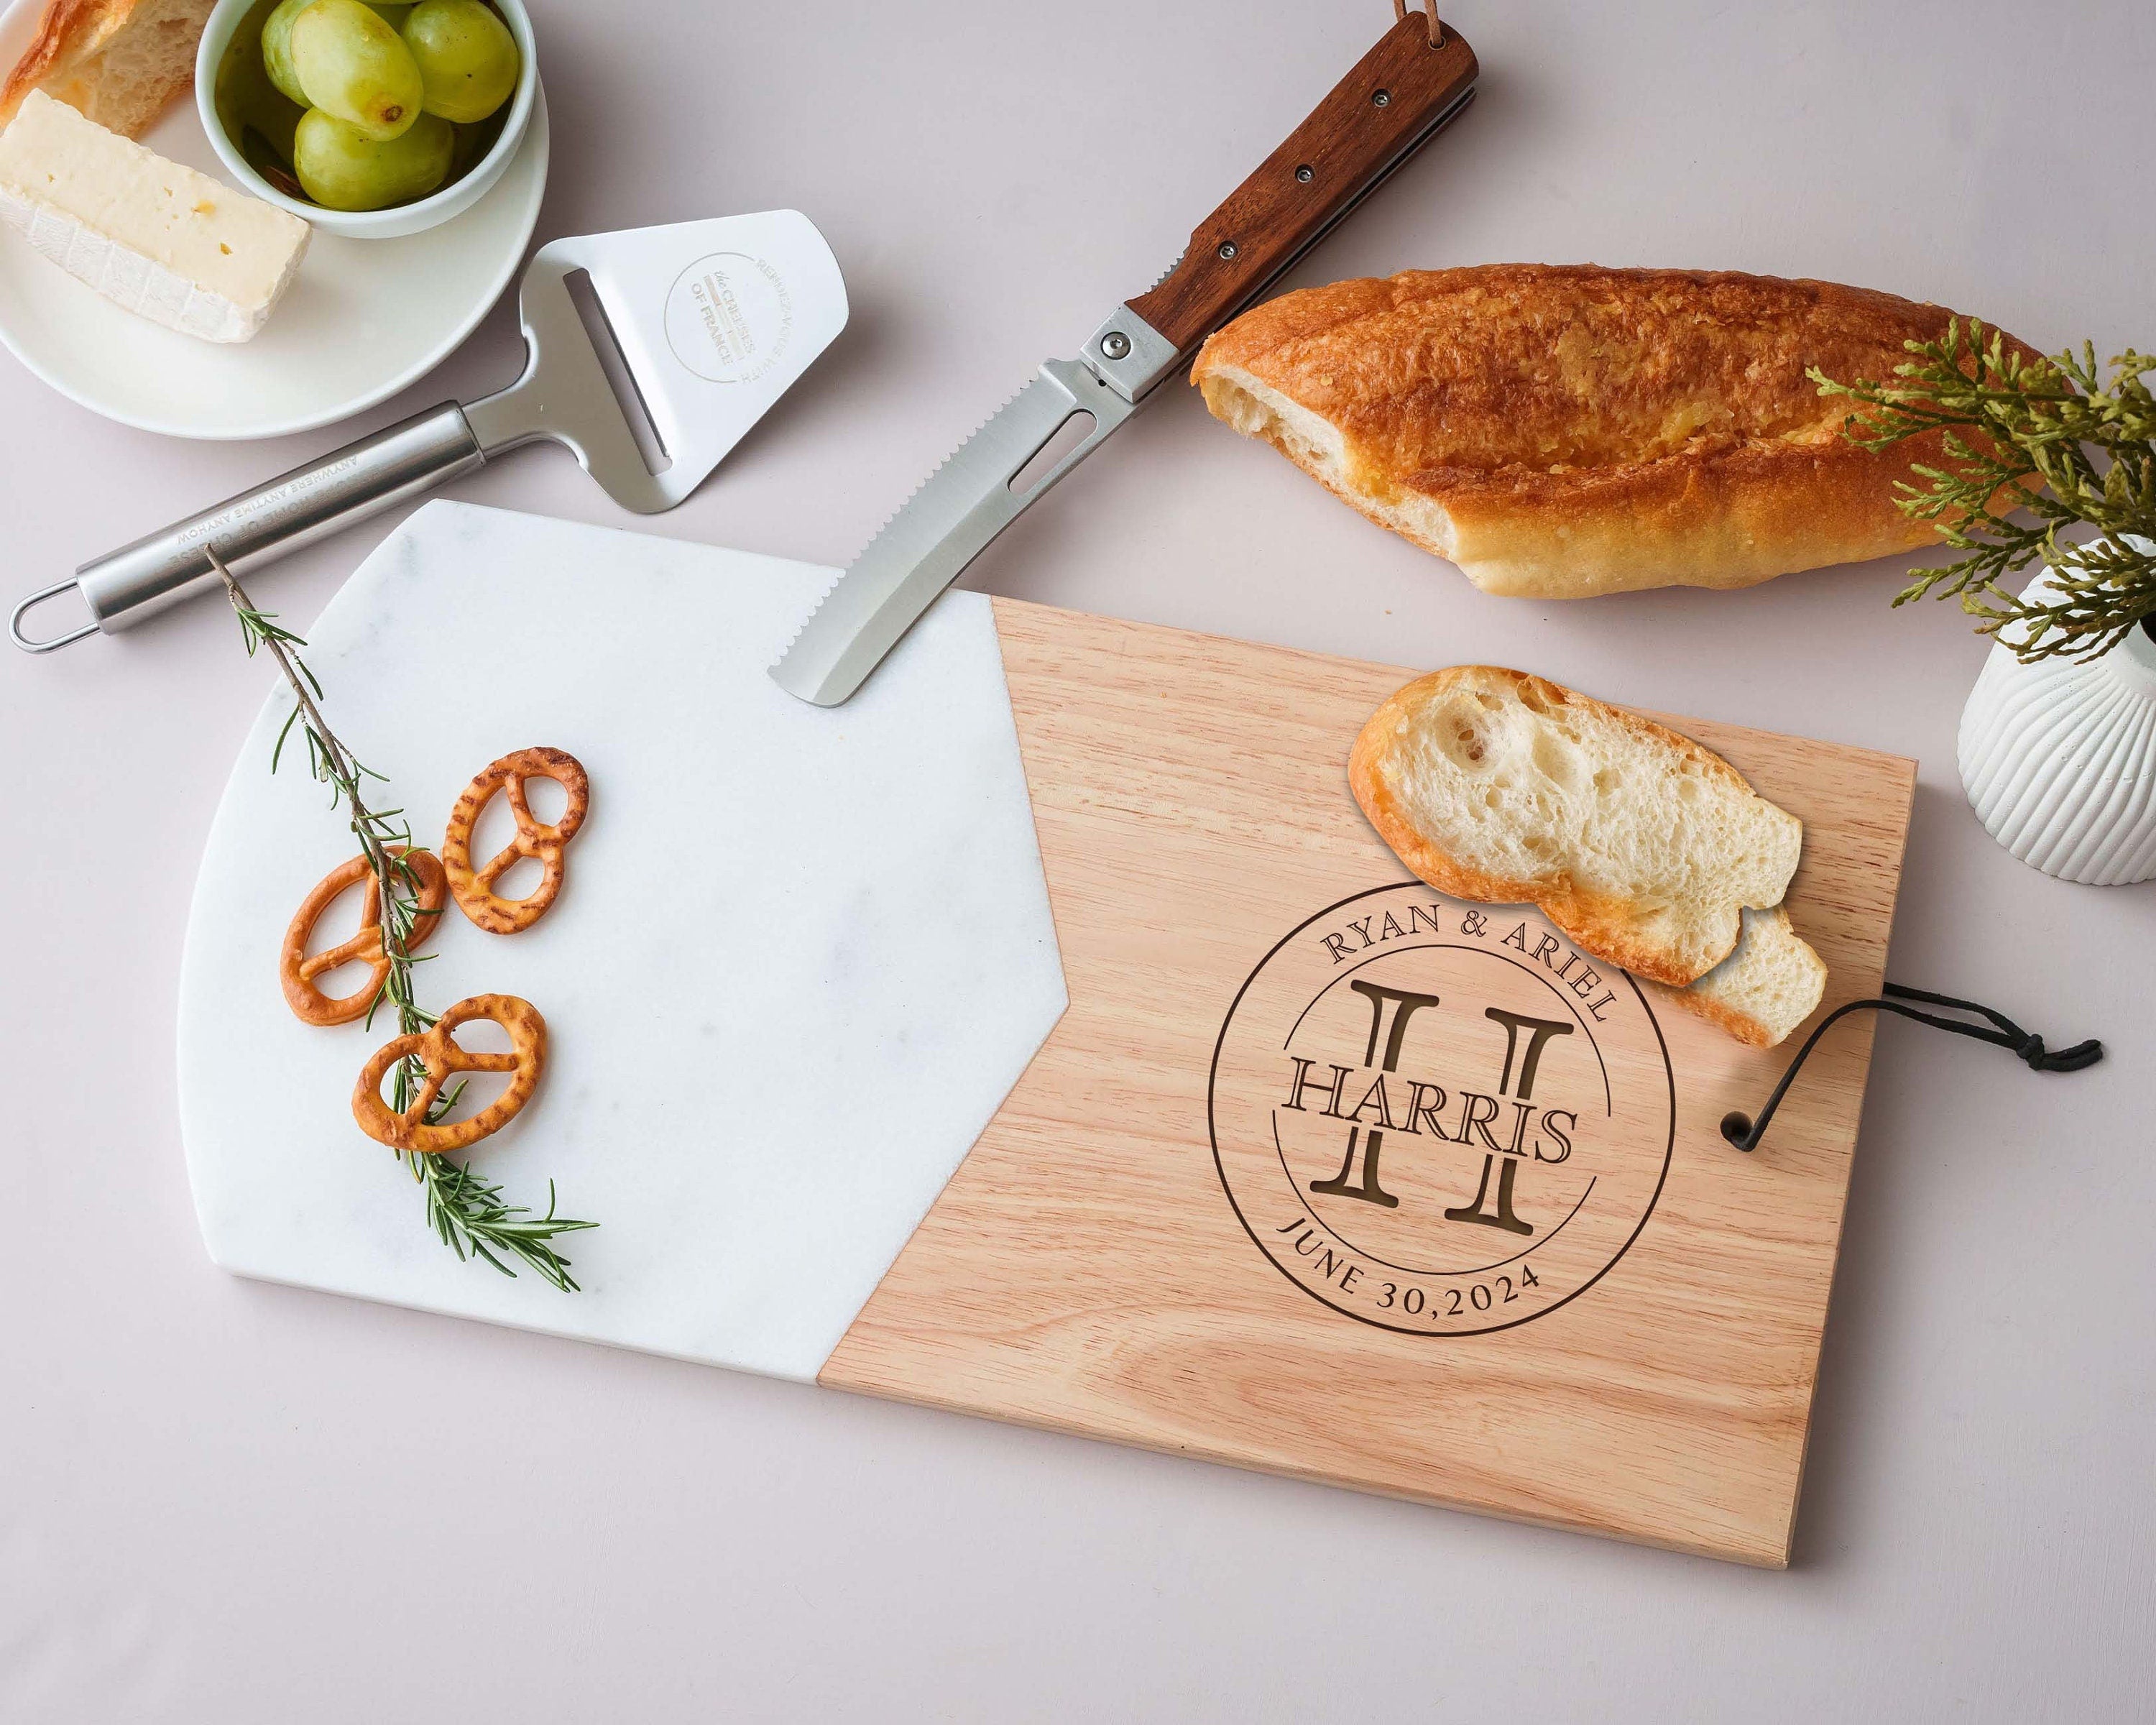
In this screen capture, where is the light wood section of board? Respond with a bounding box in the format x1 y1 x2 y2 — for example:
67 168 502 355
819 598 1916 1567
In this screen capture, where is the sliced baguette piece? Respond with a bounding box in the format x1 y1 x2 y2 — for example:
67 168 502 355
1192 264 2038 600
1667 903 1827 1048
1 0 216 139
1350 665 1802 988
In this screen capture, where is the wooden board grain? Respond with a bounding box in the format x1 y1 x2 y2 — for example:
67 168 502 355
819 598 1915 1566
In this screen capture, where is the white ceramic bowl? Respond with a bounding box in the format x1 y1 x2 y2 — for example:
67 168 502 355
195 0 538 239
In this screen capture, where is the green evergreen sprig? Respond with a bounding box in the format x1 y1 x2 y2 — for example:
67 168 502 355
213 549 596 1290
1810 321 2156 661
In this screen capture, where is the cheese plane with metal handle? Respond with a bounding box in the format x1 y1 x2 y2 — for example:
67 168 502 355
771 4 1478 707
9 213 848 653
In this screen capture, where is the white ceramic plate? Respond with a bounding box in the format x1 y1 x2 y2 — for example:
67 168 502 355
0 0 548 440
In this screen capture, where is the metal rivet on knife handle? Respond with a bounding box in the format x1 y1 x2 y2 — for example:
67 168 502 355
1123 13 1477 355
1100 331 1132 359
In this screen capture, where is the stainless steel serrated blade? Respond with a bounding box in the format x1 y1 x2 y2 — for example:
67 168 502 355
771 358 1135 705
770 11 1479 704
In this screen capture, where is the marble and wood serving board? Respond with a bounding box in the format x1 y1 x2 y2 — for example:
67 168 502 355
182 503 1915 1569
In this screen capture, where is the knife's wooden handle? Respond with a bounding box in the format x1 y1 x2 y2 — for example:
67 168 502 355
1128 12 1478 355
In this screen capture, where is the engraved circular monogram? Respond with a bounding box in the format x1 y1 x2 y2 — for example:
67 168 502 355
663 252 796 383
1209 884 1675 1336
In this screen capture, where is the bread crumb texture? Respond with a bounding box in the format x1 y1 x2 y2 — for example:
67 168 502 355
0 0 218 140
1350 665 1803 989
1665 903 1828 1048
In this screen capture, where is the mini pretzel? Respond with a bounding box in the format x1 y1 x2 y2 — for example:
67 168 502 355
441 748 590 934
280 849 449 1026
351 993 548 1155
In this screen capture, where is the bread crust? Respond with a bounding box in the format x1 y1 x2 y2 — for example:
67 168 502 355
1194 264 2039 599
1349 665 1777 988
1 0 214 139
1657 982 1778 1049
1659 903 1830 1049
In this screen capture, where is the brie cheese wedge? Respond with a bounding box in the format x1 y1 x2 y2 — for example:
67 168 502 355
0 90 310 344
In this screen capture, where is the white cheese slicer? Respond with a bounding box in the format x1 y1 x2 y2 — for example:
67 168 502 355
9 212 848 652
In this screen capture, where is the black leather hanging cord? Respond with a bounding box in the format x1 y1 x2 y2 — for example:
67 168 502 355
1721 983 2104 1151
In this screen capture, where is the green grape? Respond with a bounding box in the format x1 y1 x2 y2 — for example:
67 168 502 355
366 4 414 20
259 0 316 108
217 0 307 161
293 107 452 208
448 111 502 178
290 0 424 141
402 0 517 125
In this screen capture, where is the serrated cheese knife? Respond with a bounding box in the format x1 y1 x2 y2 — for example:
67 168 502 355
771 4 1477 706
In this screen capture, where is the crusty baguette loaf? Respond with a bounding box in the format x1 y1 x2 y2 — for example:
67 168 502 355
1 0 215 139
1667 904 1826 1048
1193 264 2035 600
1349 666 1803 990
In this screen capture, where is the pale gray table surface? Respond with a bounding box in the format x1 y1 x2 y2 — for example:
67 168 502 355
4 2 2152 1719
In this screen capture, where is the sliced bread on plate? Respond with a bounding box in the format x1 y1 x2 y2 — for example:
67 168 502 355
1 0 215 139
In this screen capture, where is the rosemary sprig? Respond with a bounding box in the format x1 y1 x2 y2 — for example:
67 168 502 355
211 548 596 1289
1810 321 2156 662
415 1164 594 1293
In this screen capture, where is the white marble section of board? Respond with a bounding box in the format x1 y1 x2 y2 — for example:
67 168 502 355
177 501 1067 1381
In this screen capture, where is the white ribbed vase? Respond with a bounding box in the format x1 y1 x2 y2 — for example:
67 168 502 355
1958 561 2156 885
